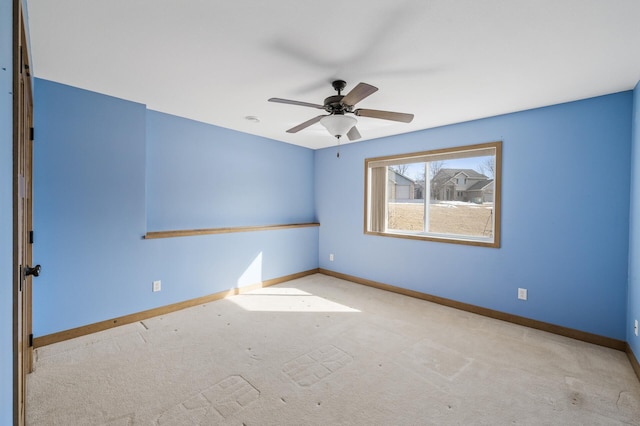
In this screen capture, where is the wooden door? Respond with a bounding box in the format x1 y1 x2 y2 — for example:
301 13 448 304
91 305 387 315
14 1 34 424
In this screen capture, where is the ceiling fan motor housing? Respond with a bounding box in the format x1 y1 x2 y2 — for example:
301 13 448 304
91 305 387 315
324 95 349 114
323 80 352 114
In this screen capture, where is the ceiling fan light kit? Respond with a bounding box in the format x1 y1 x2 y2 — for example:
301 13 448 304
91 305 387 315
268 80 414 143
320 114 357 139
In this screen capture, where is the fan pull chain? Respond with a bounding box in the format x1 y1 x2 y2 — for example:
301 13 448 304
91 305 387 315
336 138 341 158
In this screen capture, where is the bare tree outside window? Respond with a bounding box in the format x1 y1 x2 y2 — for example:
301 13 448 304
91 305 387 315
477 157 495 178
430 160 445 179
429 160 446 200
390 164 409 176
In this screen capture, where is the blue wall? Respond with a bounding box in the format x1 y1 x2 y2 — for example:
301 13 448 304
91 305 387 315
629 82 640 357
316 92 632 340
32 79 318 336
146 110 315 230
0 0 13 420
28 77 639 347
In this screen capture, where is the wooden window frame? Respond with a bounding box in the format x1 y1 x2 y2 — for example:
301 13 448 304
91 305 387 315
364 141 502 248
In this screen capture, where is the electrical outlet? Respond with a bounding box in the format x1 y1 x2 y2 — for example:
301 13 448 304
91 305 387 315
153 280 161 292
329 253 334 262
635 319 639 337
517 288 527 301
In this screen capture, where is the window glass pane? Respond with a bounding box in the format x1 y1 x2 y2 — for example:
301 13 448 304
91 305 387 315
429 156 494 238
387 164 424 232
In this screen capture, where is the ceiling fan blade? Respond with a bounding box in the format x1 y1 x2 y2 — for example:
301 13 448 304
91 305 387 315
286 115 326 133
341 82 378 107
268 98 325 110
347 126 361 141
354 109 414 123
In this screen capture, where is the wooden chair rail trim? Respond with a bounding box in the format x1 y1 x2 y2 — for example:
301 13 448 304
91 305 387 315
318 269 628 353
144 222 320 239
33 268 319 348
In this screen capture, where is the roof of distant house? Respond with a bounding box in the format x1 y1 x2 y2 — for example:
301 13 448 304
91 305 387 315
467 179 494 191
433 168 489 184
388 169 415 184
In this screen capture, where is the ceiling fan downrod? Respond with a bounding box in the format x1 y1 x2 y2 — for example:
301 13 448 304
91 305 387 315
331 79 347 95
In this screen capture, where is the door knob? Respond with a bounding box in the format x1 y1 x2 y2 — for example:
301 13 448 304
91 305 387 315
25 264 41 277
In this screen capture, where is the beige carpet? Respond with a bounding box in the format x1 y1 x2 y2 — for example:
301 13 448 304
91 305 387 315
27 274 640 425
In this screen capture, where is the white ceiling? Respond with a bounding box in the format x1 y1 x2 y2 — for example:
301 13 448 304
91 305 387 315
26 0 640 150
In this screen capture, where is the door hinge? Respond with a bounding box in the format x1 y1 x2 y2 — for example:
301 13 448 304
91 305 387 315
30 127 34 141
29 230 34 244
29 334 33 347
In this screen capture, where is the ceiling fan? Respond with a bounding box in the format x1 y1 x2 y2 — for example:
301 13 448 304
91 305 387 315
268 80 414 142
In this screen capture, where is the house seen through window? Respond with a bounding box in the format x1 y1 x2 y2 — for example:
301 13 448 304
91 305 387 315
365 141 501 248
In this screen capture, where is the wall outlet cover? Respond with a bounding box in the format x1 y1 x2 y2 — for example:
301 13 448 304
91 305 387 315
153 280 161 292
517 288 527 300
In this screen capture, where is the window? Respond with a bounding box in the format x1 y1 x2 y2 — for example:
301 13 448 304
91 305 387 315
365 141 501 248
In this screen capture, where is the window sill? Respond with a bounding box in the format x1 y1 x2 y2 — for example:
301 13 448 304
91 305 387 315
364 230 499 248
